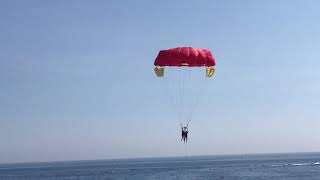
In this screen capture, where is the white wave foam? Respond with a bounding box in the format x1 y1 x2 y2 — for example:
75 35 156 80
291 163 309 166
289 162 320 166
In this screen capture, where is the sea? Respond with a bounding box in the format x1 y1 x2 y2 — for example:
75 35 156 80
1 153 320 180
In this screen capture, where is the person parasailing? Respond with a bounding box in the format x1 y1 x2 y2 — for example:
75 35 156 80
153 47 216 144
181 123 189 143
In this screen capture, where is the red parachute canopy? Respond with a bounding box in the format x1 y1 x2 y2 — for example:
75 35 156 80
154 47 215 67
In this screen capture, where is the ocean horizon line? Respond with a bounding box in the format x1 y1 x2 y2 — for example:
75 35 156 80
1 151 320 166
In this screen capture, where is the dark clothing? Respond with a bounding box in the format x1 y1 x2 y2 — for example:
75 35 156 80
181 127 188 143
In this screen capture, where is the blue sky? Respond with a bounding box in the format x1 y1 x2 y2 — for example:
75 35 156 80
1 0 320 163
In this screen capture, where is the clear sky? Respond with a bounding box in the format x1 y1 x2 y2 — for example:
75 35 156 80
1 0 320 163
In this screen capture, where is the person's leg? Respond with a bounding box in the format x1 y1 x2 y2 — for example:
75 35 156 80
181 134 184 141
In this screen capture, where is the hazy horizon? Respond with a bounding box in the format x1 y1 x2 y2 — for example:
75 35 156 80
1 0 320 164
2 151 320 165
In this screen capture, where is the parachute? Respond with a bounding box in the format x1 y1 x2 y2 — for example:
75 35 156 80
153 47 216 131
154 47 215 77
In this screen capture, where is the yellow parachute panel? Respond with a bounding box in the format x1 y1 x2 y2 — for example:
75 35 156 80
154 67 164 77
206 67 215 77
